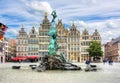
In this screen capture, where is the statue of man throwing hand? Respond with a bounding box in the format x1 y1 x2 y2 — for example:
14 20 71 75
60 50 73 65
51 10 57 23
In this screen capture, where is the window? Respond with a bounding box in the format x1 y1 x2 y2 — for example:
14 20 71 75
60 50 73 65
22 47 23 51
22 40 23 44
25 40 27 44
25 47 26 51
81 42 83 46
18 47 20 51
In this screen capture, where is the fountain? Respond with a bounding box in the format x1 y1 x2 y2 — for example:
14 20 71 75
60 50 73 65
36 11 81 71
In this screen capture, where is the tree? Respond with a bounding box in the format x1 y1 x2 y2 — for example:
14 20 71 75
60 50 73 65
87 41 103 61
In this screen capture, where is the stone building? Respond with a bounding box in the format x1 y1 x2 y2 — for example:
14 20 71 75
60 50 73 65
67 23 80 62
104 42 112 59
56 20 68 60
38 12 51 57
3 38 8 57
0 40 5 63
8 39 16 58
28 25 39 56
104 37 120 62
80 28 91 62
16 25 28 56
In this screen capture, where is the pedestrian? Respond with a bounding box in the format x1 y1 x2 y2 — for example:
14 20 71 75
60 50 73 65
103 58 107 64
85 59 91 69
108 59 113 65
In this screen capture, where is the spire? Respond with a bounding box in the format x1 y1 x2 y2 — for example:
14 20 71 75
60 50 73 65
32 24 35 30
42 12 49 24
31 24 35 34
21 24 24 31
82 28 89 35
70 21 74 26
93 29 100 36
70 21 76 30
95 29 97 32
44 12 47 17
57 19 62 26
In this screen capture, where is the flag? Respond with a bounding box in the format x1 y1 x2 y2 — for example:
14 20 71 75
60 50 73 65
0 23 8 40
0 23 8 31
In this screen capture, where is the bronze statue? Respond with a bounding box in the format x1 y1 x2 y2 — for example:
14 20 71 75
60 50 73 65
51 10 57 23
48 10 59 55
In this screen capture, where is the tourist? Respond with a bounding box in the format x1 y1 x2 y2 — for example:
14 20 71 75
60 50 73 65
85 59 91 68
108 59 113 65
103 58 107 64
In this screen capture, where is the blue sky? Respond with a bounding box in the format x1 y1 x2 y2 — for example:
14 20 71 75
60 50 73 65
0 0 120 44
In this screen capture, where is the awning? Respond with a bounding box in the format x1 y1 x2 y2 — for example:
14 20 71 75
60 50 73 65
11 55 40 61
11 56 27 61
27 55 40 59
11 57 19 61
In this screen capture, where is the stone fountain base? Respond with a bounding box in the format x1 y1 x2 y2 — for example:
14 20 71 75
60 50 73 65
36 55 82 71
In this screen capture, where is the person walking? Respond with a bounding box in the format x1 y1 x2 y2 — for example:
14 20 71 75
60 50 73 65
85 59 91 69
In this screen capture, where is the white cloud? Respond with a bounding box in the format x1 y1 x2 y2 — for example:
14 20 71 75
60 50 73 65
25 1 53 15
55 0 120 20
6 28 19 35
105 20 119 29
74 18 120 44
75 20 88 28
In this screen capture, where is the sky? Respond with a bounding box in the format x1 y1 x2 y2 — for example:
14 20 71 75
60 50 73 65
0 0 120 44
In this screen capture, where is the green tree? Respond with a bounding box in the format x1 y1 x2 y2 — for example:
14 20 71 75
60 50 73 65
87 41 103 61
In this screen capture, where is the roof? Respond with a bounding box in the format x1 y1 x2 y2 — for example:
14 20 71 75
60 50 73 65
112 36 120 44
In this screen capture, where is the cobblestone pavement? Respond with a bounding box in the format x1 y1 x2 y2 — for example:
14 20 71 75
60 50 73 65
0 62 120 83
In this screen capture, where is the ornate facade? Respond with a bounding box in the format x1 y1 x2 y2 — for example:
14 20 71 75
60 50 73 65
80 28 91 62
16 25 28 56
57 20 68 60
28 25 39 56
67 23 80 62
38 12 51 56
